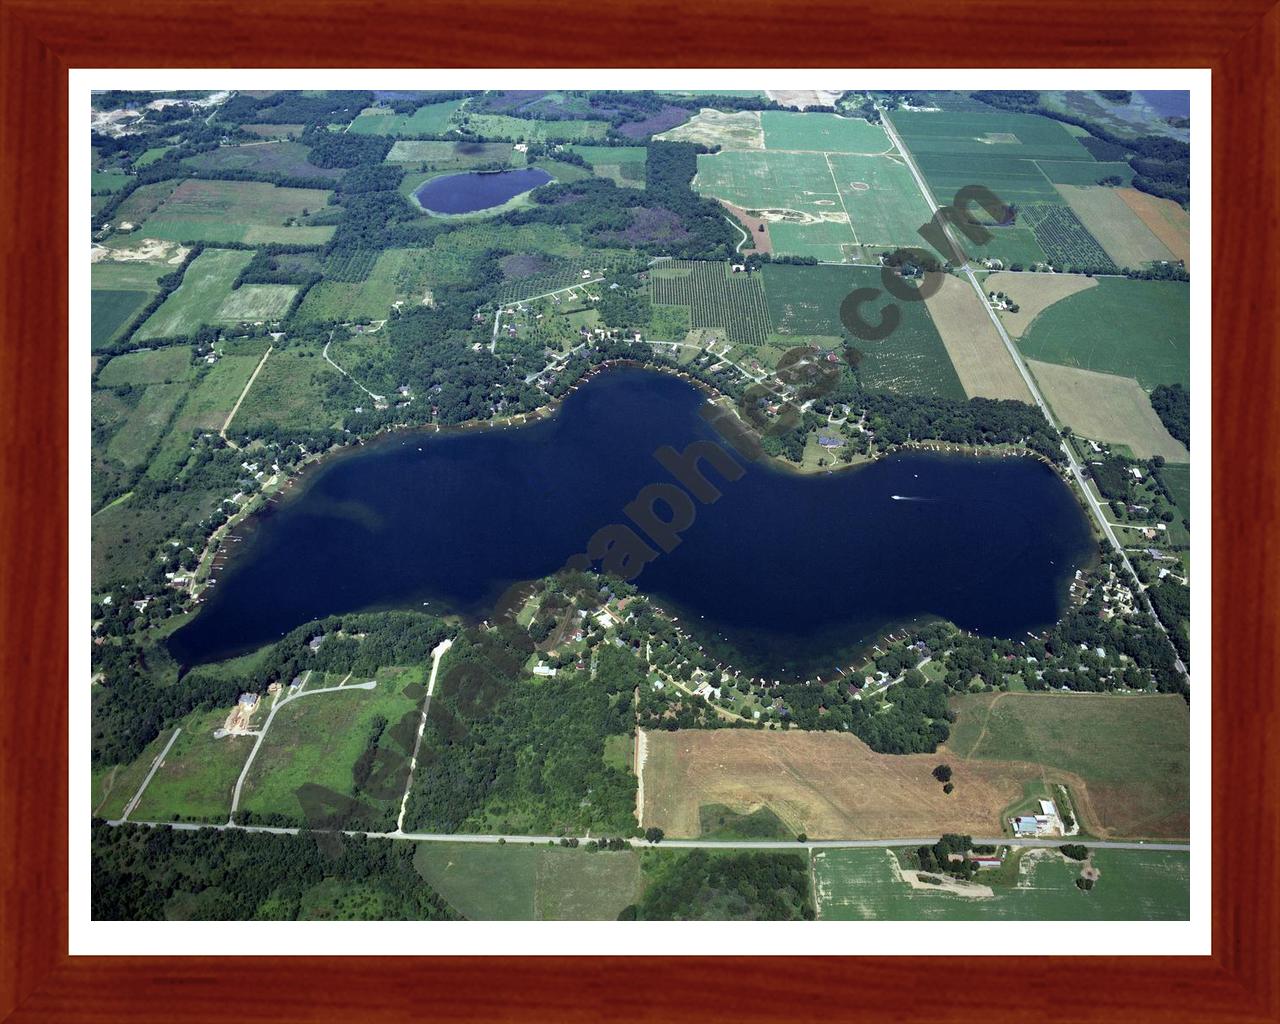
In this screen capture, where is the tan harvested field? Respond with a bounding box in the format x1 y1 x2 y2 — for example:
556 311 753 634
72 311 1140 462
1055 185 1176 268
1027 360 1189 460
1117 188 1191 266
719 200 773 253
923 275 1032 402
657 109 763 150
640 729 1086 840
984 271 1097 338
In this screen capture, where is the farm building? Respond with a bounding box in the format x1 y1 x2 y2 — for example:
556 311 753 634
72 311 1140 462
1012 816 1040 836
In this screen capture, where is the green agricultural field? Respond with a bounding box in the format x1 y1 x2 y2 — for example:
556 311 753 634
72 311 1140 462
97 346 193 386
1017 278 1190 389
760 263 966 399
109 179 181 226
135 146 172 167
827 151 936 250
346 98 465 135
134 248 253 340
104 382 187 467
91 289 154 349
573 145 650 166
176 344 269 435
131 707 256 823
650 260 771 346
215 283 299 323
91 260 171 292
298 247 442 322
133 179 334 245
413 843 642 920
238 671 423 829
145 345 270 479
385 140 514 167
92 171 132 194
814 847 1189 920
461 113 609 143
1156 462 1191 519
944 691 1190 839
567 145 648 187
182 141 345 181
694 146 930 259
232 346 345 432
760 110 892 153
1038 160 1135 186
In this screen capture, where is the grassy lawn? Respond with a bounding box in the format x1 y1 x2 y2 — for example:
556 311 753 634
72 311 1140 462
97 346 193 386
132 707 256 823
237 668 423 827
943 691 1189 839
92 729 173 819
814 846 1188 920
412 842 642 920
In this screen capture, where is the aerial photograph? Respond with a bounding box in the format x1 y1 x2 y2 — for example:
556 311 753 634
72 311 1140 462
88 86 1193 923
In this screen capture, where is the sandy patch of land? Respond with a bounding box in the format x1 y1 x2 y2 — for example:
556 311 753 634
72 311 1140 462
766 90 844 110
92 239 189 265
640 728 1090 840
657 109 763 151
983 271 1097 338
1116 188 1191 267
719 200 773 254
1027 360 1189 460
923 275 1032 402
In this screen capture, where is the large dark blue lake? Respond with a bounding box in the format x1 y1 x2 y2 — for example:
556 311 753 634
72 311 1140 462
169 368 1095 678
413 168 553 215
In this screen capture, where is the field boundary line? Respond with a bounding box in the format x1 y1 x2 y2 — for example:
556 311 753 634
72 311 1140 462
219 343 272 443
823 151 859 246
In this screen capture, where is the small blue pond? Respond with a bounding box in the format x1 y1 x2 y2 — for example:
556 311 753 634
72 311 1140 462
414 168 553 215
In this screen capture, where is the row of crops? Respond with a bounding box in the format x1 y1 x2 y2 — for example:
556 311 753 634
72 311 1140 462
1020 203 1115 270
649 260 772 346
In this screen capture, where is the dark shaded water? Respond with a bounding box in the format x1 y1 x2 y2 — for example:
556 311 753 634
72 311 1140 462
1138 90 1190 118
413 168 553 214
169 368 1094 678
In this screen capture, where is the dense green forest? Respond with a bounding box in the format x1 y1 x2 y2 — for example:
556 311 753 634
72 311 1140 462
91 822 458 921
404 625 637 835
622 850 813 920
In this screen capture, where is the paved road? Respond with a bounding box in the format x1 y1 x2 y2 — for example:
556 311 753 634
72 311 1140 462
880 108 1188 682
119 727 182 822
106 816 1188 854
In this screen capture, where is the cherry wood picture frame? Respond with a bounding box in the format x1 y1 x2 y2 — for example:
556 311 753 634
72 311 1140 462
2 1 1276 1020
